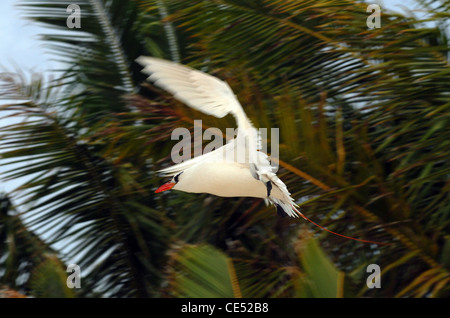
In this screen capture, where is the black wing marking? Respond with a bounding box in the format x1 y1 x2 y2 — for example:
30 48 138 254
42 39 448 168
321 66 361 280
265 181 272 197
275 204 287 217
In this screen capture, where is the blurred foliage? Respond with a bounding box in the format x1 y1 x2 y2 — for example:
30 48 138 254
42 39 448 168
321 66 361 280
29 255 76 298
0 193 72 297
166 244 241 298
0 0 449 297
166 237 344 298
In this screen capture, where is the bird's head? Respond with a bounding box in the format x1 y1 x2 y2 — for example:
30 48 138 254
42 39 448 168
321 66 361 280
155 172 183 193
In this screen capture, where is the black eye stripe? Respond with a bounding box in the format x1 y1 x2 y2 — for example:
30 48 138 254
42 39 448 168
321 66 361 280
174 172 183 183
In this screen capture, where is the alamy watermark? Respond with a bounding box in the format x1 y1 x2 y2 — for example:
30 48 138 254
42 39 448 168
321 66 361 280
170 120 280 171
66 4 81 29
66 4 381 30
366 264 381 288
63 263 380 290
367 4 381 29
66 264 81 288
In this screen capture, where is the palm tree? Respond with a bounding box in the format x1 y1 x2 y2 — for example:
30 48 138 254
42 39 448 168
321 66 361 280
0 0 449 297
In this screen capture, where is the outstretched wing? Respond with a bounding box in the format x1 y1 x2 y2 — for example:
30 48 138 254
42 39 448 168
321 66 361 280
137 56 263 172
136 56 252 130
157 139 237 177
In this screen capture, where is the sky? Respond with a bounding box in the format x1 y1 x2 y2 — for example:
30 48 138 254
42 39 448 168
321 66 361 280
0 0 58 75
0 0 59 195
0 0 434 196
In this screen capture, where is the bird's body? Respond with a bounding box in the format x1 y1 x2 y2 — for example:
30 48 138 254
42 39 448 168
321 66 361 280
176 161 268 198
166 140 286 200
136 56 301 218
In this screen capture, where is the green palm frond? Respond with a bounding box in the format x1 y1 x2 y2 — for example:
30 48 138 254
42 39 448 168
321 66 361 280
295 237 345 298
0 72 170 297
18 0 144 117
29 255 76 298
0 193 56 294
167 244 241 298
167 237 348 298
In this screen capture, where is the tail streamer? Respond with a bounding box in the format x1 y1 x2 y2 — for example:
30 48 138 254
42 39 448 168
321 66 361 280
297 211 389 246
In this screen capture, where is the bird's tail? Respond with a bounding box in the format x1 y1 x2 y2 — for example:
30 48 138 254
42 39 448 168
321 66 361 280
272 200 388 246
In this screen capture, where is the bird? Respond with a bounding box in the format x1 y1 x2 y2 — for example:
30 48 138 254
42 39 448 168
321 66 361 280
136 56 387 245
136 56 301 218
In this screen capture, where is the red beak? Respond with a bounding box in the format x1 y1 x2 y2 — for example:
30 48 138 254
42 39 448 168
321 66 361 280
155 181 176 193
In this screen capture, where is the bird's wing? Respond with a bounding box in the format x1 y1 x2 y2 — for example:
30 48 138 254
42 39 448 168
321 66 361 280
157 139 238 177
137 56 272 182
136 56 252 130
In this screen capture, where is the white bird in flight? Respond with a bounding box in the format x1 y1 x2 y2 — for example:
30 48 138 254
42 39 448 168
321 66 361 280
136 56 388 245
136 56 301 218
